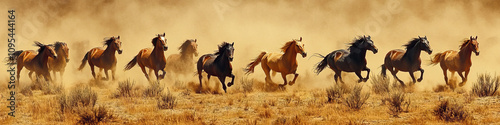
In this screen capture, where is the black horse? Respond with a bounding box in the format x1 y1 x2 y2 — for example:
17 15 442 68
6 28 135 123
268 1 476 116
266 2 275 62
314 36 378 83
196 42 235 93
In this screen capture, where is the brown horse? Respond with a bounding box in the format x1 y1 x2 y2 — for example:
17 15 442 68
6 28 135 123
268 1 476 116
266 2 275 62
197 42 235 93
381 36 432 86
7 42 57 83
314 36 378 83
124 33 168 81
78 36 123 80
48 41 70 81
245 37 307 86
165 39 198 76
431 36 479 86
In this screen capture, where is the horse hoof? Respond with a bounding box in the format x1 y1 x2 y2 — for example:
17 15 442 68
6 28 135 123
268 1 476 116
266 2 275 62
289 82 295 86
227 82 233 87
363 78 369 82
417 79 423 82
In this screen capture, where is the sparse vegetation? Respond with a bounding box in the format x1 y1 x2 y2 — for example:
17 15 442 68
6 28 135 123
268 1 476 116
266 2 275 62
326 85 345 103
472 74 499 97
273 115 304 125
76 106 114 124
144 81 165 97
371 74 391 94
344 85 370 110
157 90 177 109
387 91 410 117
115 79 136 98
241 76 254 93
433 99 470 122
59 86 98 113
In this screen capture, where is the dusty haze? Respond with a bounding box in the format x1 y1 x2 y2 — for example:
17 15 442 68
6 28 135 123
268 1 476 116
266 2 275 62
1 0 500 91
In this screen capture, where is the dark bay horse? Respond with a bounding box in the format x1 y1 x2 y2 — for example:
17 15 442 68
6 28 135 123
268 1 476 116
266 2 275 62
125 33 168 81
48 41 70 81
431 36 479 86
314 36 378 83
165 39 198 76
7 42 57 83
245 37 307 87
197 42 235 93
78 36 123 80
381 36 432 85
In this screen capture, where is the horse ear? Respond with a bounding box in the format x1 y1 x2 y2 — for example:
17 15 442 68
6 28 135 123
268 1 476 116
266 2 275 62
194 39 197 42
470 36 473 40
475 36 478 39
418 36 421 39
231 42 234 45
425 36 427 39
117 36 120 39
163 33 165 36
368 35 371 39
299 37 302 41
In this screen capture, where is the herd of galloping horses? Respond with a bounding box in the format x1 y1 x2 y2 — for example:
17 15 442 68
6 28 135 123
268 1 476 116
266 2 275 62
7 34 480 93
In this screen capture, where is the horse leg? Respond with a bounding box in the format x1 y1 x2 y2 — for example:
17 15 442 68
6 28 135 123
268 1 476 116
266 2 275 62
280 73 288 87
60 70 64 82
197 70 203 92
363 67 370 82
460 69 470 87
104 69 110 81
160 69 167 80
290 73 299 86
140 66 149 81
417 68 424 82
355 71 364 83
218 76 228 93
111 68 116 81
16 64 23 83
261 64 274 84
334 73 339 83
457 71 466 86
337 71 345 83
441 68 449 85
409 71 416 84
52 71 57 81
227 74 235 87
390 69 404 86
90 65 96 80
154 69 160 80
28 71 34 81
148 69 153 78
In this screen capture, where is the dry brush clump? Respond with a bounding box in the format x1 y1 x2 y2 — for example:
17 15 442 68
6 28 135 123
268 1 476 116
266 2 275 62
433 99 470 122
58 86 97 113
144 81 165 97
157 90 177 109
76 106 114 124
343 85 370 110
273 115 304 125
471 73 499 97
326 85 345 103
387 91 411 117
114 79 140 98
370 74 391 94
240 76 254 93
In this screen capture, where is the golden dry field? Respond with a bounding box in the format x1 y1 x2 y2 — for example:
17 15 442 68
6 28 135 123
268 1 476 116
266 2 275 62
1 0 500 124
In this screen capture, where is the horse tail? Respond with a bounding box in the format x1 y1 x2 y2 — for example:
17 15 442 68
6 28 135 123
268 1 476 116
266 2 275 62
381 64 387 77
313 53 328 75
244 51 266 74
6 50 23 66
430 52 443 65
124 55 138 71
78 51 89 71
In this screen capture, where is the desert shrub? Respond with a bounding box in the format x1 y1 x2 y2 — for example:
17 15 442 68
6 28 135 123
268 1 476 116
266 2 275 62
241 76 254 93
20 85 33 96
326 85 345 103
273 115 304 125
59 86 98 113
344 85 370 110
433 99 470 122
144 81 165 97
76 106 114 125
472 74 499 97
115 79 136 98
41 82 63 95
158 90 177 109
387 91 410 117
370 74 391 94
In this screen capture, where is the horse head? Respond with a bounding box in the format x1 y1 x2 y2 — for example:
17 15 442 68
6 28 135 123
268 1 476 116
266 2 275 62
55 41 70 62
155 33 168 51
294 37 307 58
191 39 199 56
470 36 479 56
112 36 123 54
418 36 433 54
35 41 57 59
359 35 378 54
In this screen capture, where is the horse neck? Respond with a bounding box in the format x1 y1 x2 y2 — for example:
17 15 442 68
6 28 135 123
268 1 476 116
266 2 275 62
103 46 116 57
404 47 422 61
348 47 367 61
214 53 230 68
458 45 472 63
152 45 164 56
34 51 50 67
180 50 193 59
282 47 297 63
55 50 66 62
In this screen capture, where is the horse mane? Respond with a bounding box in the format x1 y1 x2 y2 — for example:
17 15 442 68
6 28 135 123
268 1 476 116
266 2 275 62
179 39 194 53
54 41 66 51
347 36 367 50
459 39 470 50
34 41 47 54
151 37 159 46
215 42 231 55
403 38 421 50
103 37 115 46
280 40 298 52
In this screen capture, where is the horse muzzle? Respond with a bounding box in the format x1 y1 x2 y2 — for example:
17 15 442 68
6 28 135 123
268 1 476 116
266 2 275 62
474 51 480 56
229 57 234 61
426 49 433 54
301 52 307 58
66 59 70 62
164 46 168 51
118 50 123 54
371 48 378 54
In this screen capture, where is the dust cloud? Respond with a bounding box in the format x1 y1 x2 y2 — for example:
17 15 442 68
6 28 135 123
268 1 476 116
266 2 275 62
1 0 499 91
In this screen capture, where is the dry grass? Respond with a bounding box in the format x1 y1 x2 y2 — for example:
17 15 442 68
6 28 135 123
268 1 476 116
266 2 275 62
143 81 165 97
387 91 410 117
344 85 370 110
370 74 391 94
114 79 140 98
157 90 177 109
273 115 304 125
326 85 344 103
59 86 98 113
76 106 114 124
240 76 254 93
433 99 471 122
472 73 499 97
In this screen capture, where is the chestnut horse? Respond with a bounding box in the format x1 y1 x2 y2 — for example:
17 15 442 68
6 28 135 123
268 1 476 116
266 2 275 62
245 37 307 87
78 36 123 80
124 33 168 81
314 36 378 83
196 42 235 93
165 39 198 76
7 42 57 83
431 36 479 86
48 41 70 81
381 36 432 86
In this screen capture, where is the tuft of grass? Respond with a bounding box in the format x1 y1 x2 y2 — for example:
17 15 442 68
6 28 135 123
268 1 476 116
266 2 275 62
433 99 470 122
241 76 254 93
370 74 391 94
326 85 345 103
344 85 370 110
144 81 165 97
273 115 304 125
471 74 499 97
59 86 98 113
157 90 177 109
387 91 410 117
115 79 136 98
20 85 33 96
76 106 114 125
